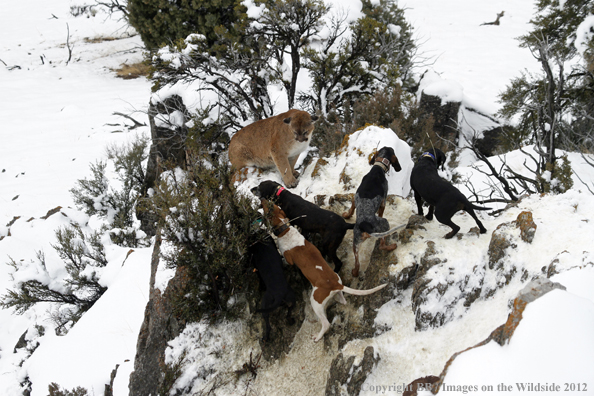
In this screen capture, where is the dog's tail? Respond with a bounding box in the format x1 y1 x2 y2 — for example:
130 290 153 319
341 283 387 296
468 203 492 211
370 223 407 238
343 222 355 231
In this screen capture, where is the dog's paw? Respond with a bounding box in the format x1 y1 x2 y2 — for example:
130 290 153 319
292 169 300 178
425 214 433 221
444 231 457 239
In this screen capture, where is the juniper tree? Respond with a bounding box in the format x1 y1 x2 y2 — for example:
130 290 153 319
127 0 248 49
148 151 266 321
0 226 108 334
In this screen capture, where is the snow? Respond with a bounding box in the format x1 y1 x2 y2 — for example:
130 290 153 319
439 289 594 395
1 1 152 395
2 0 594 395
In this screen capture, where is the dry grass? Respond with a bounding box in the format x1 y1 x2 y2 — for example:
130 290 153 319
114 62 150 80
83 36 119 44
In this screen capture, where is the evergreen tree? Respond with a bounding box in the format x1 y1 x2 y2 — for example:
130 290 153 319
127 0 248 49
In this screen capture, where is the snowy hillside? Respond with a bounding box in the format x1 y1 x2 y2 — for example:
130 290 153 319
1 1 594 396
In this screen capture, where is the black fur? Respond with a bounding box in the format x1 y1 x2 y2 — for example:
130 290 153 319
410 148 490 239
343 146 401 277
249 239 296 341
251 180 354 273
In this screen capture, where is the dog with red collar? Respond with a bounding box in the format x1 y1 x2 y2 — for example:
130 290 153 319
342 146 402 277
251 180 354 273
261 199 387 342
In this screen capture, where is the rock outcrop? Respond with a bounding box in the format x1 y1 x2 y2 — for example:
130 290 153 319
137 95 190 236
326 346 380 396
430 278 566 394
396 211 538 332
128 234 190 396
419 92 460 153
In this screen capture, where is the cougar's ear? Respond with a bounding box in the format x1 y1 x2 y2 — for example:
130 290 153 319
310 115 319 122
283 117 292 124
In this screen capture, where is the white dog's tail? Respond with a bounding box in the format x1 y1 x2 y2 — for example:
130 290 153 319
342 283 387 296
370 223 407 238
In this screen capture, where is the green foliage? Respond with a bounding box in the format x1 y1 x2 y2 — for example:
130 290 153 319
48 383 89 396
301 0 415 114
539 153 574 193
70 160 109 218
520 0 594 59
71 136 149 247
127 0 248 49
0 225 107 334
500 0 594 156
145 0 416 134
149 151 266 322
312 86 433 158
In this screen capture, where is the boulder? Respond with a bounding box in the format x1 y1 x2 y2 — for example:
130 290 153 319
432 278 566 393
419 92 461 153
137 95 190 236
325 346 380 396
128 234 190 396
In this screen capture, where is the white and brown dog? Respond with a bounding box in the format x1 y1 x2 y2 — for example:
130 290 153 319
262 200 387 342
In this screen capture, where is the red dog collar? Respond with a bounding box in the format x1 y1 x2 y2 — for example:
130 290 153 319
275 186 286 196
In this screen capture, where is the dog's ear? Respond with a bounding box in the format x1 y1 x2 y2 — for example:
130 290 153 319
283 117 292 124
369 152 377 166
437 150 446 171
391 155 402 172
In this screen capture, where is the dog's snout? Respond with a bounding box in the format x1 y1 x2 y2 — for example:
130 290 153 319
251 186 260 196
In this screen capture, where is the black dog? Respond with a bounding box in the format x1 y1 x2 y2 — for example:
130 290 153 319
251 180 354 273
410 148 490 239
342 146 402 277
249 239 296 341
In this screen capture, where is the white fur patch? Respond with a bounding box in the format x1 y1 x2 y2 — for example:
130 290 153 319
288 140 310 157
276 226 305 254
316 266 323 271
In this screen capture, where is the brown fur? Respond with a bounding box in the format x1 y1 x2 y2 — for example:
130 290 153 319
228 109 318 188
262 200 386 342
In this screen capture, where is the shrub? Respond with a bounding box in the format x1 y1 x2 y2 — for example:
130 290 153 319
126 0 248 49
1 225 108 334
312 86 434 158
539 153 574 194
48 383 89 396
71 135 149 247
149 151 267 322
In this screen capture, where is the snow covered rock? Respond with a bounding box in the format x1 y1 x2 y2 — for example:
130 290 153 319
487 210 537 292
419 92 460 152
138 95 190 236
430 278 569 394
129 236 191 396
399 211 539 332
326 346 380 396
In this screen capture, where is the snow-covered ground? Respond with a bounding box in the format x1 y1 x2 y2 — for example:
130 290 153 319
1 0 593 395
0 2 151 395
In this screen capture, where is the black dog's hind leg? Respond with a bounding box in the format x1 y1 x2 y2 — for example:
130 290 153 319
413 189 424 217
466 207 487 234
323 235 344 273
435 206 460 239
425 205 435 221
